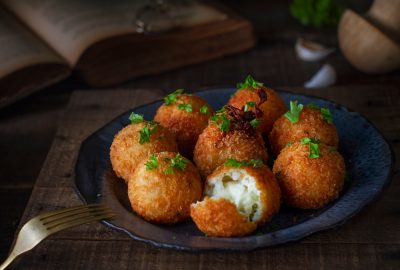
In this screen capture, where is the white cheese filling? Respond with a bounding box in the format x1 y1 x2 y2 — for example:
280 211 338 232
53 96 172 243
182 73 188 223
205 169 262 222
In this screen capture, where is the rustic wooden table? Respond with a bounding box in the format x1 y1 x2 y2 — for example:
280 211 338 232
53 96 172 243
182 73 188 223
0 0 399 269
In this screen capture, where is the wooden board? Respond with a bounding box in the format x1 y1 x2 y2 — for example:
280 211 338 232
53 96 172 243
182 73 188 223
6 85 400 269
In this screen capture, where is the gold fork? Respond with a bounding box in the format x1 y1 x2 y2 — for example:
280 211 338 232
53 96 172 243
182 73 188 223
0 204 114 270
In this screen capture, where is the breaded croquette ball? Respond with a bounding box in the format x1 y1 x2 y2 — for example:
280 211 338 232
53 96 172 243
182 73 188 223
110 115 178 183
191 160 281 237
228 76 287 135
154 89 213 158
193 107 268 178
272 140 345 209
128 152 202 224
269 102 339 156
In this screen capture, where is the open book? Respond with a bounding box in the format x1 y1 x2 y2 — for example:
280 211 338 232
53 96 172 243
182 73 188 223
0 0 256 108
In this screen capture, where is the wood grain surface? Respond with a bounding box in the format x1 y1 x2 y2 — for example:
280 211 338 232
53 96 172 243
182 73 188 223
4 85 399 269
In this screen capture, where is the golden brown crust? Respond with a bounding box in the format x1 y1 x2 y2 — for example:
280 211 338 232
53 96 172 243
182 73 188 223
272 142 345 209
228 87 287 135
269 107 339 156
208 164 281 225
190 197 257 237
154 95 213 158
193 123 268 178
128 152 202 224
110 122 178 183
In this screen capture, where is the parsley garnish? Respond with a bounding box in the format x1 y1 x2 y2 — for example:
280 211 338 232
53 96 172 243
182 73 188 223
164 89 185 105
284 100 304 124
306 104 333 124
320 107 333 124
236 75 264 89
199 105 209 114
244 101 256 112
210 113 231 133
145 154 158 170
164 153 188 174
224 158 263 168
250 118 261 128
290 0 343 27
139 121 158 144
128 112 144 124
301 137 321 158
177 103 192 112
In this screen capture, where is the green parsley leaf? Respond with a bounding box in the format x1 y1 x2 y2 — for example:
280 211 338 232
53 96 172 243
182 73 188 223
236 75 264 89
224 158 242 168
164 89 185 105
164 153 189 174
224 158 263 168
177 103 192 113
199 105 209 114
128 112 144 124
145 154 158 170
210 113 231 132
289 0 344 28
301 137 321 158
284 100 304 124
320 107 333 124
250 118 261 128
139 121 158 144
244 101 256 112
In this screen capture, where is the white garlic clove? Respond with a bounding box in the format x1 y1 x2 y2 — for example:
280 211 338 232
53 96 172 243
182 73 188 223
295 38 335 62
304 64 337 88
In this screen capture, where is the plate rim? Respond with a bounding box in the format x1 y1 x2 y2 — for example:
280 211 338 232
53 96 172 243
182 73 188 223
73 87 396 252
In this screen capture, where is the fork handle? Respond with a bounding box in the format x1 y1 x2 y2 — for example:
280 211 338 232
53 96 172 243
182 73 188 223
0 253 17 270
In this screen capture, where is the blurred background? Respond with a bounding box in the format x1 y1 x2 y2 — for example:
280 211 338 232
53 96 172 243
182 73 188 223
0 0 399 260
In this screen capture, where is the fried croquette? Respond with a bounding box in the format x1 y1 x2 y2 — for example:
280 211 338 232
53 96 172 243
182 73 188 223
229 80 287 135
269 104 339 156
128 152 202 224
193 119 268 178
191 162 281 237
154 91 213 158
272 141 345 209
110 120 178 183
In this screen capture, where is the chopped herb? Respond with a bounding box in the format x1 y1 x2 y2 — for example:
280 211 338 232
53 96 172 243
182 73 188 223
224 158 263 168
215 106 226 113
210 113 231 132
164 89 185 105
199 105 209 114
249 118 261 128
290 0 344 28
145 154 158 170
128 112 144 124
139 121 158 144
320 107 333 124
177 103 192 112
244 101 256 112
164 153 188 174
284 100 304 124
236 75 264 89
301 137 321 158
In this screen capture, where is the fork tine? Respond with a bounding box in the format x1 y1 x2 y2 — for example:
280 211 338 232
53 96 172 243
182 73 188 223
41 205 110 225
44 208 113 227
46 213 114 234
38 204 104 220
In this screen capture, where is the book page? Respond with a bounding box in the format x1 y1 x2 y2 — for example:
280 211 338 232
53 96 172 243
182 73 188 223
0 6 65 78
3 0 225 66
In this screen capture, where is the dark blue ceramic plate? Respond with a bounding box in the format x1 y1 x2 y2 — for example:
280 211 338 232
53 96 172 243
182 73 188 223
74 88 394 251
